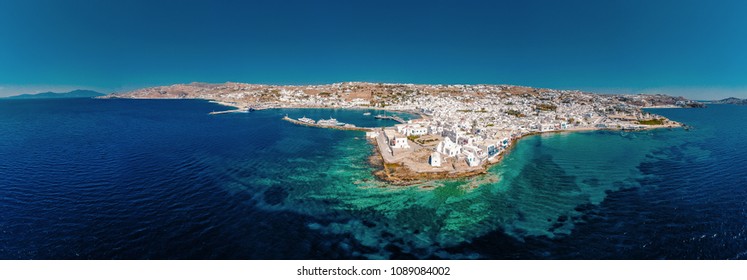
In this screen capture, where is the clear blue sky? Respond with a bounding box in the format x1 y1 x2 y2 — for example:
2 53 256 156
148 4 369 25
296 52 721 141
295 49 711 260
1 0 746 99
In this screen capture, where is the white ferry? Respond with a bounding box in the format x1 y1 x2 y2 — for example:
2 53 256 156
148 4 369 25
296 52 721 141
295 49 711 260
317 117 345 126
298 116 315 124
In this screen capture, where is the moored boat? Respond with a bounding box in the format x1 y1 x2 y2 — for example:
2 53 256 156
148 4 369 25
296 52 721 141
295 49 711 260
298 116 315 124
317 117 340 126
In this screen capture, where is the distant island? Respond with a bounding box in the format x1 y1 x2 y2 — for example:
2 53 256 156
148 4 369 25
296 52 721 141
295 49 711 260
3 89 106 99
105 82 702 185
709 97 747 105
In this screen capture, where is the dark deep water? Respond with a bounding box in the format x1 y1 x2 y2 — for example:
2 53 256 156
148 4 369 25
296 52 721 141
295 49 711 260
0 99 745 259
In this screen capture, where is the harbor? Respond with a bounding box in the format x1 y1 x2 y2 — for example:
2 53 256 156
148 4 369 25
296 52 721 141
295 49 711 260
281 116 373 132
199 83 687 186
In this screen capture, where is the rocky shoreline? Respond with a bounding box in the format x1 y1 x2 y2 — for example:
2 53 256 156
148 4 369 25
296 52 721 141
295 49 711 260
153 81 696 187
273 106 684 187
366 122 683 186
367 136 519 186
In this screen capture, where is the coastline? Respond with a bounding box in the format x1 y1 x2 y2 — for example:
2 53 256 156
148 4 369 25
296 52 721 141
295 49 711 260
209 101 685 187
367 137 510 186
110 97 687 187
209 102 423 118
367 121 683 186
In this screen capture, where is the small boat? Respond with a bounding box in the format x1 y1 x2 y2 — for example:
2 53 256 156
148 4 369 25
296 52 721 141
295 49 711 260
363 112 371 116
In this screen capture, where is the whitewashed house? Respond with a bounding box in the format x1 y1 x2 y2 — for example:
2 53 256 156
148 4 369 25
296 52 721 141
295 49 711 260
395 124 408 134
429 152 442 167
464 151 481 167
442 126 466 143
436 137 461 157
405 125 428 136
429 125 443 135
540 123 555 132
383 129 409 149
478 140 500 158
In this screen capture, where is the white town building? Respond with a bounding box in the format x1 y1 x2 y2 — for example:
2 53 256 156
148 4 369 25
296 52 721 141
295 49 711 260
436 137 461 157
383 129 410 149
464 151 481 167
429 152 442 167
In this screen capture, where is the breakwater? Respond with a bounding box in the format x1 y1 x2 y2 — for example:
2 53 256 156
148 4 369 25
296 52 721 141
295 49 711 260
374 114 406 123
281 116 373 132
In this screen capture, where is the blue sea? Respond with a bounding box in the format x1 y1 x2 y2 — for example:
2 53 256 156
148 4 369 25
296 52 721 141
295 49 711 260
0 98 746 259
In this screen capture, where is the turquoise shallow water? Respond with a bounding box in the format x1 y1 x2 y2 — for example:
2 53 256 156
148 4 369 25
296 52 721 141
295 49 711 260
0 99 745 259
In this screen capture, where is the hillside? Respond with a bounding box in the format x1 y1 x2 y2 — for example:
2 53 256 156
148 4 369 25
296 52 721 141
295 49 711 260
106 82 705 109
711 97 747 105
